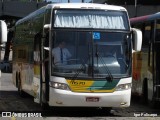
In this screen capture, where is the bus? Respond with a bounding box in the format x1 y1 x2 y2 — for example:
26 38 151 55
1 3 142 109
130 12 160 106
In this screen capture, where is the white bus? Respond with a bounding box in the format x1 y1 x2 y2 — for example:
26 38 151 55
1 3 142 109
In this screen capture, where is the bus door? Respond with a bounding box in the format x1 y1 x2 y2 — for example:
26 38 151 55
154 19 160 100
154 42 160 100
33 31 49 105
41 31 49 104
40 9 51 105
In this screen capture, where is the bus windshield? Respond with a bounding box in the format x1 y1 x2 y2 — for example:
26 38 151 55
51 31 131 78
54 9 129 30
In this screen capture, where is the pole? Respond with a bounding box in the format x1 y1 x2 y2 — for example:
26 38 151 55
0 47 1 78
135 0 137 17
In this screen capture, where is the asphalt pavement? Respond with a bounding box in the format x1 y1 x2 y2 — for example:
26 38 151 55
0 52 160 119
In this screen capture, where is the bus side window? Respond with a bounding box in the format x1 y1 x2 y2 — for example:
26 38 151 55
156 20 160 41
45 9 51 24
145 22 153 68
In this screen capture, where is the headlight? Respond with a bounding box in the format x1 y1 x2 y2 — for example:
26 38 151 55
115 83 132 91
49 82 70 90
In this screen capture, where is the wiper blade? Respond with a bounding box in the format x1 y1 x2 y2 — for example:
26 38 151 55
70 59 86 80
95 44 113 82
70 43 91 80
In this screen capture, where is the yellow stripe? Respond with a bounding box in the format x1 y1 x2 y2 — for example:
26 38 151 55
66 79 115 93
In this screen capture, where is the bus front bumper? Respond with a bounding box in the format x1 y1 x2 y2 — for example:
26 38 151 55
48 87 131 107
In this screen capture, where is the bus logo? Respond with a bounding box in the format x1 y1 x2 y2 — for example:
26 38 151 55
70 80 85 86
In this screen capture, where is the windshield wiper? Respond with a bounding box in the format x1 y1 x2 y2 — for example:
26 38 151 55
95 44 113 82
70 43 91 80
70 59 86 80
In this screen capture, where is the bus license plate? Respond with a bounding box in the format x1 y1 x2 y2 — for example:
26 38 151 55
86 97 99 102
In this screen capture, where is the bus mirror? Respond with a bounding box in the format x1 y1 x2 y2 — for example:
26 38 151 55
0 20 7 43
132 28 142 51
44 47 49 51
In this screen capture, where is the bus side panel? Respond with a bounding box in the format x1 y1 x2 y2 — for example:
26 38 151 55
12 43 36 97
12 7 46 103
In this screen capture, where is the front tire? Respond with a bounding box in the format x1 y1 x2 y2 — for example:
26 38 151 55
40 90 49 110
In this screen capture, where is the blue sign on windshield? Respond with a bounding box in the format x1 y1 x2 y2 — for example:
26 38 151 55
93 32 100 40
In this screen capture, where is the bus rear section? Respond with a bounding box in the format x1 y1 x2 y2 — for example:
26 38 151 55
131 13 160 106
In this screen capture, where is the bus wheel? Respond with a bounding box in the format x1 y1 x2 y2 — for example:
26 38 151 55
40 91 49 110
17 73 25 97
149 95 159 108
142 78 148 104
149 99 157 108
99 107 112 115
41 102 49 110
103 107 112 112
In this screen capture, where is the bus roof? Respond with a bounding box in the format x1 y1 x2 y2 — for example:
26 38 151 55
16 3 127 25
130 12 160 24
46 3 127 11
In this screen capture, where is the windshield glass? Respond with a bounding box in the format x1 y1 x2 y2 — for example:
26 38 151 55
54 9 129 30
51 31 131 78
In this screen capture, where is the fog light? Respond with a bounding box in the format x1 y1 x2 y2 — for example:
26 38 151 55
120 102 127 105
